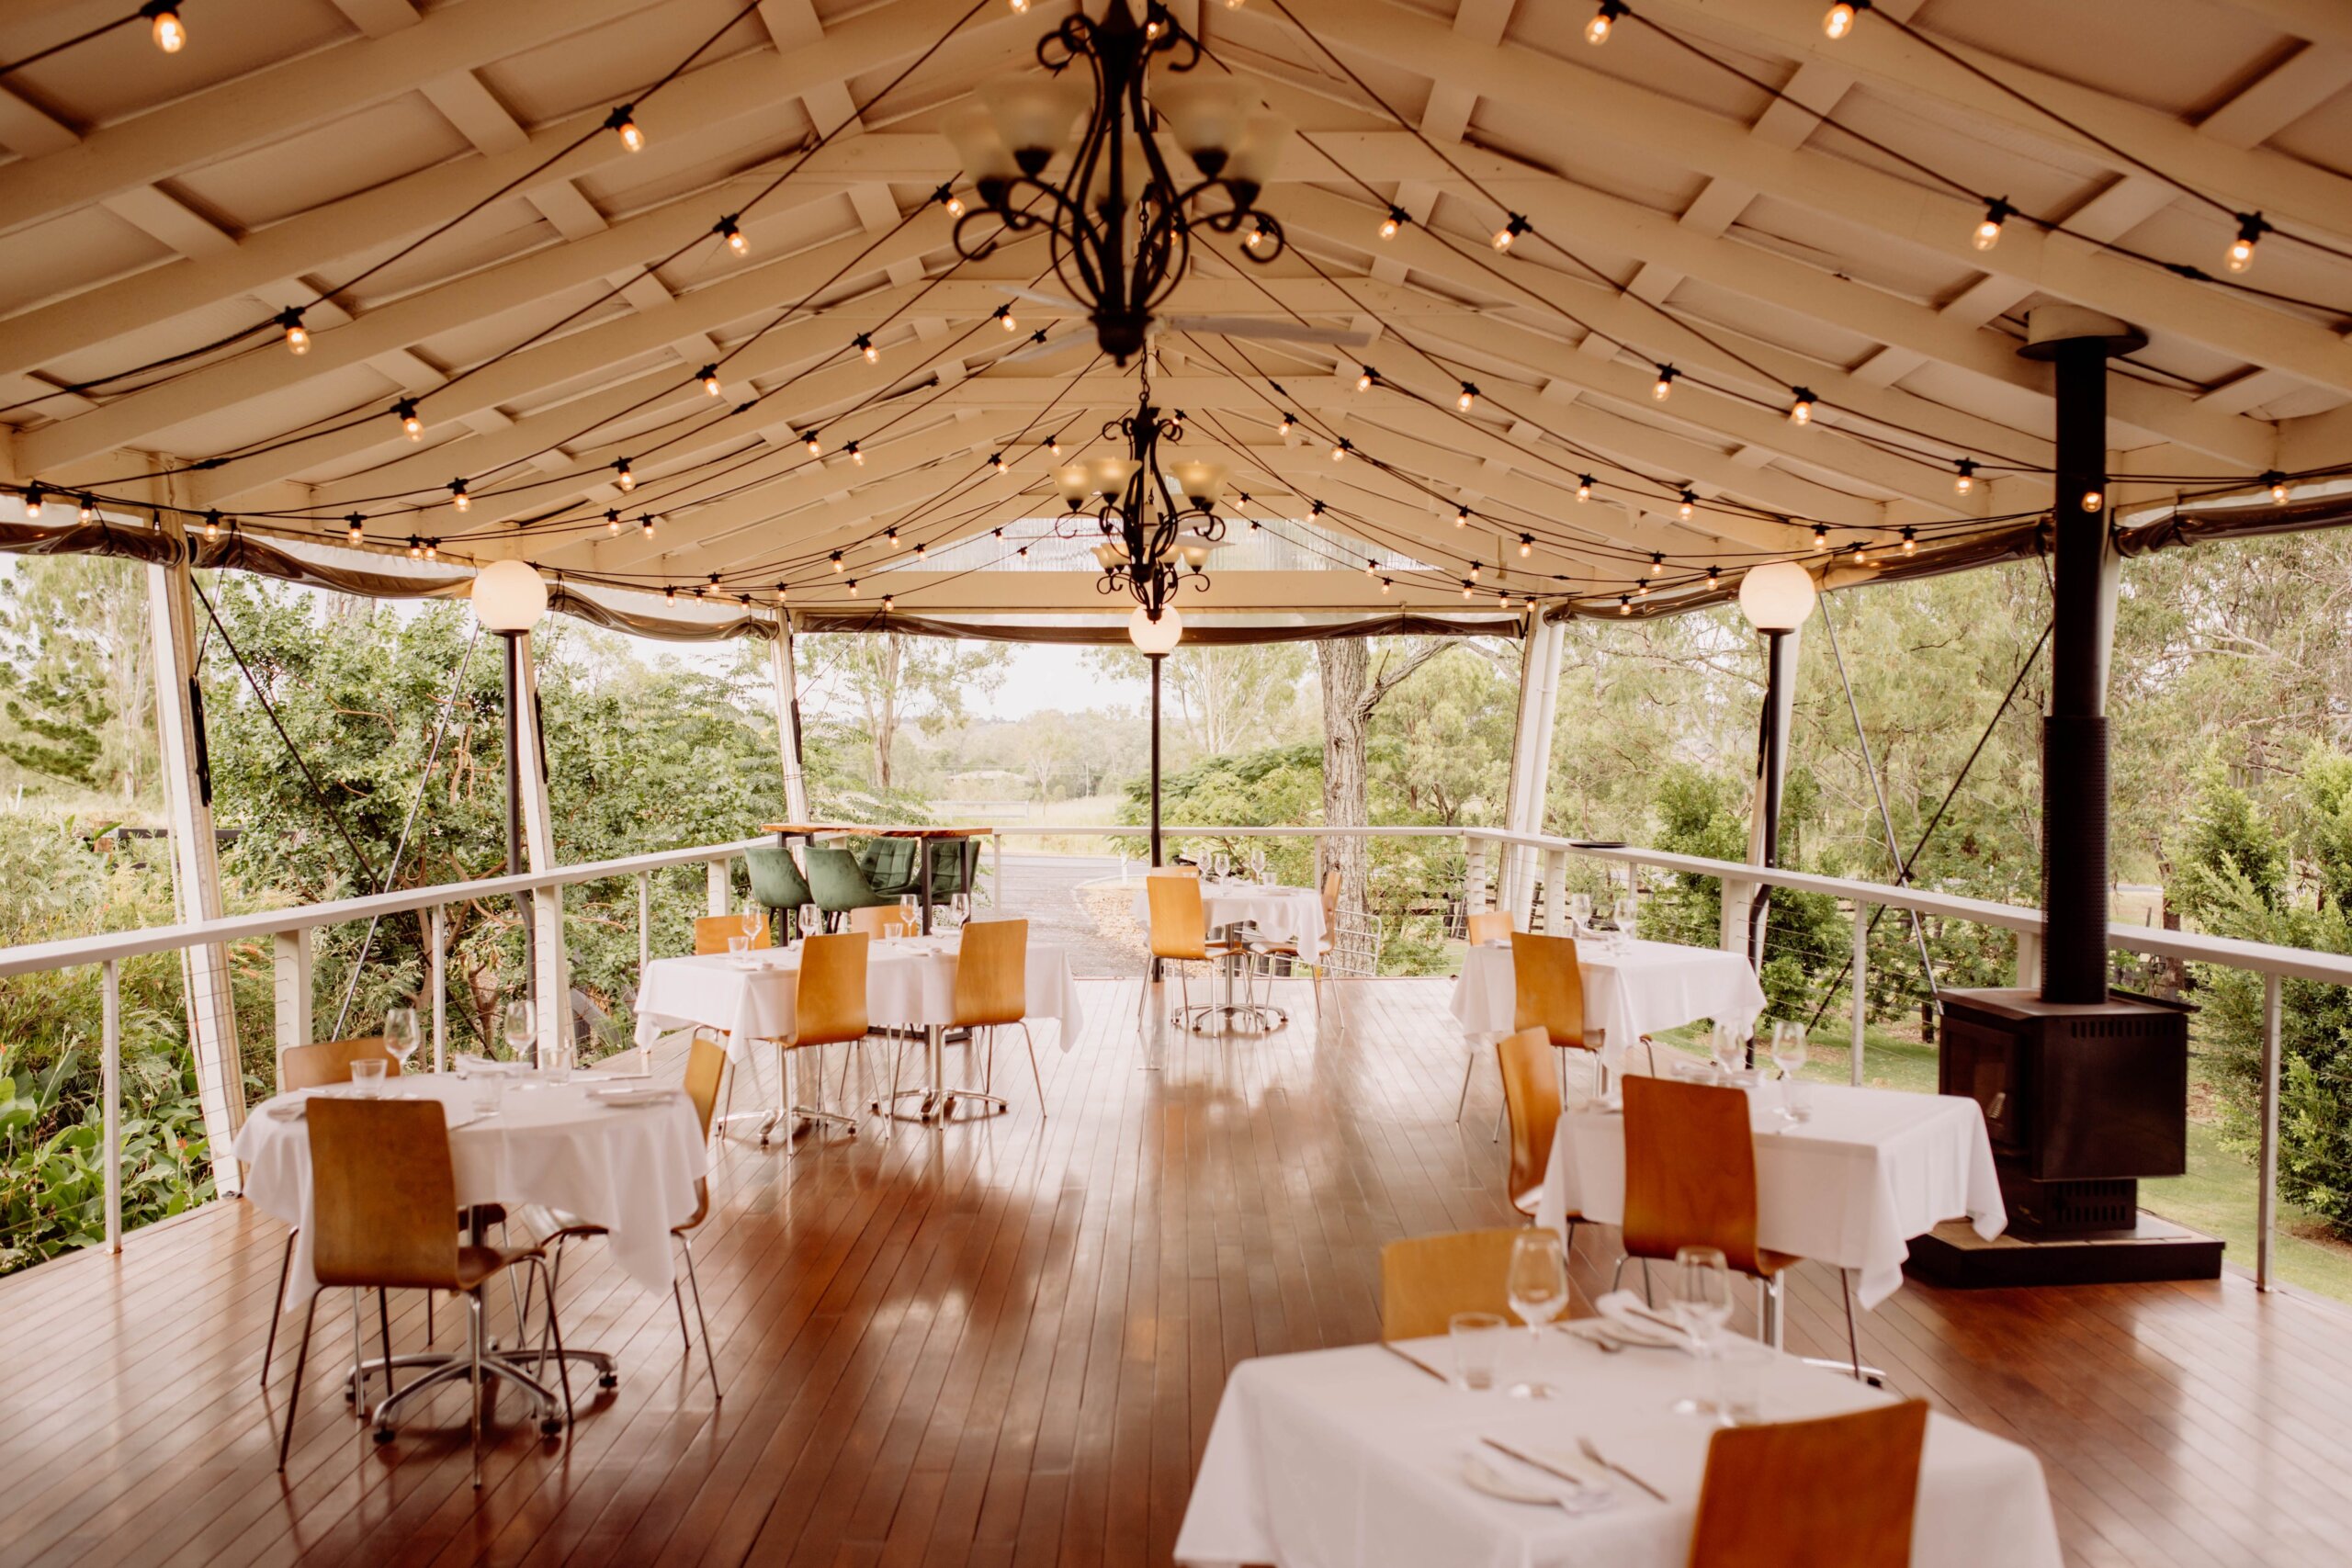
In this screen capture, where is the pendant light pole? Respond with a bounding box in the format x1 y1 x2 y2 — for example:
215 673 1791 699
1736 561 1818 976
1148 652 1165 869
472 560 551 1056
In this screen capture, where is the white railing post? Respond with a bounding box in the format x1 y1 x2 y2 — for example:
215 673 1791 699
989 831 1002 909
1542 848 1569 934
272 929 312 1085
1464 835 1490 915
102 957 121 1253
707 856 730 917
638 872 652 970
2016 929 2042 989
2257 972 2282 1292
1850 901 1869 1086
429 905 447 1074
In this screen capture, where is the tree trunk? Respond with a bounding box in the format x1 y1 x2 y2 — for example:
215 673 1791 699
1318 640 1372 964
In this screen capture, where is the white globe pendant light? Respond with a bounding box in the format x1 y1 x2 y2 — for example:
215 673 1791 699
471 558 548 633
1128 604 1182 654
1736 560 1817 633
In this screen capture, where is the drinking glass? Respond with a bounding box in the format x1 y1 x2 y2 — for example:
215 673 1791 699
741 904 763 942
1612 896 1637 951
1251 848 1268 883
1770 1020 1810 1121
1710 1020 1747 1078
1567 892 1592 934
728 933 753 965
543 1032 573 1086
349 1057 388 1097
1504 1229 1569 1399
1716 1338 1771 1427
899 893 922 934
383 1005 421 1074
1669 1247 1735 1416
501 998 535 1064
1449 1312 1507 1392
799 903 821 942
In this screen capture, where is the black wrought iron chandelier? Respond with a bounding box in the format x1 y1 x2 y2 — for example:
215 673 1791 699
1057 386 1228 651
944 1 1291 366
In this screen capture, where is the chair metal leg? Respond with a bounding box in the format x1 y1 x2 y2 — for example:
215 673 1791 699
259 1227 296 1386
1611 1255 1628 1296
1022 1022 1046 1117
468 1291 485 1489
1453 1052 1476 1123
681 1235 722 1401
1841 1268 1862 1380
537 1258 574 1429
277 1291 320 1472
377 1289 399 1399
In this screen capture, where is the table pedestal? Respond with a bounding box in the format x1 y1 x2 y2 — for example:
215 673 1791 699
873 1023 1008 1123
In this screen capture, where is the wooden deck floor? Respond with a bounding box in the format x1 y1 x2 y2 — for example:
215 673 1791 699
4 977 2350 1567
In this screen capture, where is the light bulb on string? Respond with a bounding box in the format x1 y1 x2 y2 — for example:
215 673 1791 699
805 431 821 457
607 105 644 152
995 305 1017 333
1243 220 1265 250
406 536 423 559
1519 534 1533 558
1901 525 1917 554
886 526 899 547
1379 207 1407 241
1953 457 1976 495
606 510 622 536
1330 439 1350 462
1787 388 1815 425
639 514 656 538
1824 2 1865 40
1462 581 1475 599
2228 212 2267 274
1469 560 1481 581
449 479 469 513
2081 487 2104 513
847 580 860 597
203 511 220 542
701 365 723 397
1047 435 1063 457
1456 382 1478 412
1356 366 1375 392
1576 475 1592 502
615 457 635 491
1645 551 1663 578
423 539 438 560
1678 490 1696 522
1492 214 1529 251
945 189 966 218
21 485 42 520
2265 472 2290 503
345 514 364 546
1972 197 2013 252
990 452 1007 473
396 400 423 441
1705 566 1721 589
76 496 95 524
1586 1 1623 44
1851 541 1870 566
855 333 878 364
146 4 186 52
718 216 748 256
1812 522 1830 549
915 542 927 560
1652 364 1678 401
278 308 310 355
1379 577 1392 594
1277 412 1295 437
1455 506 1472 527
830 551 844 572
847 441 865 465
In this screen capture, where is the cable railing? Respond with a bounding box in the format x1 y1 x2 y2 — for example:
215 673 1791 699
5 820 2348 1293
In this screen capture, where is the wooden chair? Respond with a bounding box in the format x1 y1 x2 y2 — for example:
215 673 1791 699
1464 909 1513 945
1378 1228 1523 1341
1620 1076 1860 1375
1687 1402 1928 1568
951 918 1042 1116
769 931 871 1143
258 1037 397 1387
522 1036 731 1400
277 1098 563 1488
695 912 770 954
1144 871 1248 1028
1495 1025 1595 1302
846 904 913 940
1249 866 1341 998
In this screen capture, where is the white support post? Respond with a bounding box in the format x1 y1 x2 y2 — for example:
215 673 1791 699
707 857 731 917
1850 902 1870 1086
1541 849 1570 934
273 929 313 1084
2257 972 2282 1292
508 632 571 1056
102 958 121 1252
145 520 246 1192
772 609 811 823
989 831 1002 909
638 870 655 1074
429 905 447 1074
1464 836 1490 915
1499 616 1566 926
2016 930 2043 989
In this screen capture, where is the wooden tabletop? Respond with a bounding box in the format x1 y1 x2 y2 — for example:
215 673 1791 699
760 823 987 839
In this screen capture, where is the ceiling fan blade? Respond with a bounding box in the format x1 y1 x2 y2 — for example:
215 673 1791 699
997 284 1086 311
1163 315 1375 346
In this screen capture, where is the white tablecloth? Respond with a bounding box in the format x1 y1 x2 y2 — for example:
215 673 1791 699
235 1074 708 1303
632 935 1086 1062
1132 881 1327 953
1448 938 1765 1059
1175 1333 2063 1568
1535 1082 2006 1308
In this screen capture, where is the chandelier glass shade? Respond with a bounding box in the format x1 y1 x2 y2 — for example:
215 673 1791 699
1067 389 1226 650
945 2 1292 365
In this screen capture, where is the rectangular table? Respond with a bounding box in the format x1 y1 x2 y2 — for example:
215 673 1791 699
1448 938 1766 1063
1535 1081 2006 1309
1176 1331 2063 1568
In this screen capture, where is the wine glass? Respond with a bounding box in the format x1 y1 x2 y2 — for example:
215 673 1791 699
799 902 821 942
502 998 535 1065
1770 1021 1809 1121
383 1005 421 1077
1710 1020 1747 1079
898 893 921 935
741 903 763 943
1504 1229 1569 1399
1612 896 1637 952
1567 892 1592 935
1669 1246 1735 1416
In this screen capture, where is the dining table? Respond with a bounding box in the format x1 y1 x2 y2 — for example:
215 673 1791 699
1448 935 1766 1065
1535 1079 2007 1314
1175 1326 2064 1568
633 931 1085 1123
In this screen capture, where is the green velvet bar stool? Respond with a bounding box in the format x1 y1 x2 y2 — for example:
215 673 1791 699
804 843 894 930
745 844 815 938
854 835 922 899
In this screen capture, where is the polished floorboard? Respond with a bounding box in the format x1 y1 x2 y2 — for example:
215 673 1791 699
3 976 2349 1567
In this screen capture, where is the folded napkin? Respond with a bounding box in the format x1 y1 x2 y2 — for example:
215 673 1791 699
1466 1440 1618 1512
1589 1290 1702 1350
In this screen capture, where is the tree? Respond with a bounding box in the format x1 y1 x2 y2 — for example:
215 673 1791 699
812 630 1009 793
0 555 156 801
1317 636 1450 956
1084 641 1312 764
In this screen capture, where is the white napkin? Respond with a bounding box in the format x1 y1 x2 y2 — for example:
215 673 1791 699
1590 1290 1701 1350
1467 1440 1618 1511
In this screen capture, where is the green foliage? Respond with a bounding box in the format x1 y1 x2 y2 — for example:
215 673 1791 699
0 668 110 786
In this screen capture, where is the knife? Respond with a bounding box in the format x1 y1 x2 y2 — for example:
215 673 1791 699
1479 1437 1600 1496
1376 1340 1449 1382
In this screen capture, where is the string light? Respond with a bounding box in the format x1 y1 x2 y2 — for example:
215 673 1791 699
1492 213 1530 252
855 333 878 364
847 579 860 596
395 399 423 441
1519 534 1533 558
1047 434 1063 457
76 496 96 524
2081 488 2104 513
886 525 899 547
805 431 822 457
203 511 220 542
1379 577 1392 594
915 542 928 560
1456 381 1478 412
701 365 723 397
1645 551 1663 578
1455 506 1472 527
1469 560 1482 581
278 308 310 355
1787 388 1815 425
1636 581 1651 600
664 586 676 601
990 452 1008 473
2265 471 2290 503
615 457 636 491
1356 366 1375 392
847 440 865 465
1973 197 2014 252
1364 558 1379 578
1705 566 1721 589
21 485 43 520
1277 412 1295 436
345 514 364 545
1379 206 1408 241
1953 457 1976 495
716 215 749 256
1243 220 1266 250
830 550 844 572
1576 475 1593 502
1618 594 1632 615
1330 438 1351 461
1901 525 1917 554
1823 1 1866 41
1586 1 1624 45
449 479 470 512
882 594 895 611
144 3 186 52
640 513 656 537
406 536 423 559
775 582 789 604
606 509 622 535
995 305 1017 333
1851 541 1870 565
1678 490 1696 522
945 189 967 218
2228 212 2268 274
424 539 438 560
607 105 645 152
1462 580 1475 599
1652 364 1678 401
1813 521 1830 548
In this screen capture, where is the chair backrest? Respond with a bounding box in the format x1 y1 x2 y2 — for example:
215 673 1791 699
306 1098 460 1292
695 913 769 955
683 1034 728 1141
1378 1228 1523 1341
846 905 910 939
1510 930 1588 1051
791 931 870 1047
281 1035 399 1092
1623 1075 1765 1272
1318 866 1340 919
1495 1025 1562 1218
854 835 921 897
1687 1402 1929 1568
744 843 812 912
1145 872 1209 963
1465 910 1513 946
929 836 973 896
952 919 1029 1029
804 843 886 912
